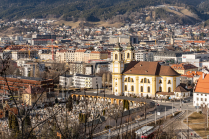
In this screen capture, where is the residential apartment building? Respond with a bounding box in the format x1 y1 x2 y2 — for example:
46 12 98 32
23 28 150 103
171 63 198 75
135 50 153 61
90 51 108 60
59 74 102 89
74 49 86 62
12 49 38 60
39 53 52 61
84 50 91 63
56 49 75 63
68 62 85 74
0 76 54 96
193 74 209 107
22 85 56 106
153 51 183 64
73 74 102 89
182 53 209 67
59 75 73 88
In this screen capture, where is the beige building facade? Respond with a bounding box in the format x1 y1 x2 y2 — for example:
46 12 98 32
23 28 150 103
112 43 180 97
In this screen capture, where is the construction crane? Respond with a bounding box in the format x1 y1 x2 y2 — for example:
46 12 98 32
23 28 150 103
28 44 30 59
51 39 54 61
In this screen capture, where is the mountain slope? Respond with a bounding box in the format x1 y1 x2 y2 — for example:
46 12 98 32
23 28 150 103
0 0 205 22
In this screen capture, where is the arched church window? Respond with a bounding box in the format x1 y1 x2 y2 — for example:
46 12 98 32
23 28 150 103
147 87 150 92
159 87 162 92
127 53 130 58
168 80 171 84
141 86 143 92
140 79 143 83
168 87 171 92
125 85 127 91
128 77 130 82
131 86 134 91
115 54 118 60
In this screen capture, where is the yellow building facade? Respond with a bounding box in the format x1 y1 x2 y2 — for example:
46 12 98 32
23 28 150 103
112 43 180 97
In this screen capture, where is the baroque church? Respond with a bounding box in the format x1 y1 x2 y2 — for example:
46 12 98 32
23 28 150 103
112 42 181 97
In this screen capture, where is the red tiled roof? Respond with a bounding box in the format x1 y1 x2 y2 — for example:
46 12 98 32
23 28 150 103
123 61 180 76
156 92 174 95
171 63 198 70
195 74 209 93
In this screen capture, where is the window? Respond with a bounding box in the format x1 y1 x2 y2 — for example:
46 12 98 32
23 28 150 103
205 94 207 96
206 98 207 101
128 77 130 82
168 87 171 92
127 53 130 58
115 82 117 86
159 80 162 84
147 87 150 92
197 98 199 101
115 54 118 60
201 98 203 101
131 86 134 91
116 89 117 92
140 79 143 83
168 80 171 84
133 53 135 59
159 87 162 92
141 86 143 92
197 93 199 95
144 78 147 83
121 54 123 60
125 85 127 91
201 94 203 96
148 79 150 83
131 78 134 82
125 78 127 82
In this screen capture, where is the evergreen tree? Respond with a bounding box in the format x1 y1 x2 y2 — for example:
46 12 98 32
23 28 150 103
24 115 31 126
66 96 73 111
8 114 12 129
55 97 59 104
11 114 19 133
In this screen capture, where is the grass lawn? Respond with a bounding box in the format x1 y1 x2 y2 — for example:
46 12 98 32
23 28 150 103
184 112 209 139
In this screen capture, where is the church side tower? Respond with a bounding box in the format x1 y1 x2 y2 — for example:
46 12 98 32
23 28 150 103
124 41 135 63
112 42 124 96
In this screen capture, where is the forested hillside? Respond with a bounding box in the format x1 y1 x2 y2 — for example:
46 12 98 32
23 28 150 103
0 0 206 22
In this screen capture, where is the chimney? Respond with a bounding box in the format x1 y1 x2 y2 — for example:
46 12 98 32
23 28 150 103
203 73 205 80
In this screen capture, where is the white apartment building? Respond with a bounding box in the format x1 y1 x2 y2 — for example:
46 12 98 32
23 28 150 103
12 50 38 60
59 75 73 87
39 53 52 61
56 50 75 63
182 53 209 67
193 74 209 107
73 74 102 89
59 74 102 89
135 50 153 61
22 63 45 77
